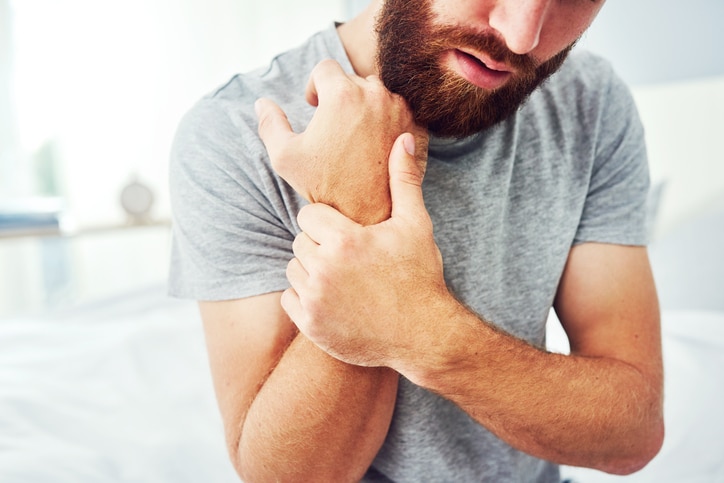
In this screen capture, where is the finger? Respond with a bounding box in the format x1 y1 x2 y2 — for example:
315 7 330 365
297 203 359 244
292 231 318 261
280 287 304 325
285 257 308 291
389 133 427 220
304 59 352 108
255 97 296 160
304 75 319 107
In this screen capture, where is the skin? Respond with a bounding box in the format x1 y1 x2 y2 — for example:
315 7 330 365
200 0 664 481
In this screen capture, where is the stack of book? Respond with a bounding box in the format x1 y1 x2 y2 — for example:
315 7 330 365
0 197 64 238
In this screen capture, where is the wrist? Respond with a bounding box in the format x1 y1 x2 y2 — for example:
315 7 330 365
391 290 473 387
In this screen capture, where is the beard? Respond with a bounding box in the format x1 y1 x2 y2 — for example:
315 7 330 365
375 0 573 138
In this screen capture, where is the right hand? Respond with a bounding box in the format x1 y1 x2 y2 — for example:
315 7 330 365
256 59 429 225
281 132 448 369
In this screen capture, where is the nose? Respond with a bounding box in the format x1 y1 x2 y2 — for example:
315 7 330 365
488 0 551 54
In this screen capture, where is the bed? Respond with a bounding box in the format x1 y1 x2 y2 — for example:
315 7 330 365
560 199 724 482
0 285 238 482
1 204 723 482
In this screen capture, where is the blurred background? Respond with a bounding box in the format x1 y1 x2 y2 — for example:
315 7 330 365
0 0 348 315
1 3 723 482
1 0 723 316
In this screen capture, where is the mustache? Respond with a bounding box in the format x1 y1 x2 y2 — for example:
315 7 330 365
428 26 539 74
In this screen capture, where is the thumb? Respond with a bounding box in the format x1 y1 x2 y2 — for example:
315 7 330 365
255 97 296 163
389 133 426 219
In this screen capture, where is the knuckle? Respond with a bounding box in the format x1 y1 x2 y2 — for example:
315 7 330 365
256 110 273 136
332 230 357 256
285 258 296 279
268 145 290 174
311 59 335 80
334 81 362 105
301 290 325 326
316 58 339 71
296 203 315 226
291 233 304 254
397 168 425 187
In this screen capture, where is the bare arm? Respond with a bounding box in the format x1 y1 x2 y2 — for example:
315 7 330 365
404 243 664 474
282 139 664 475
201 61 426 481
200 295 397 482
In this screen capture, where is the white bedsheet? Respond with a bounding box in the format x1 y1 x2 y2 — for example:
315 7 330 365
0 286 238 483
561 310 724 482
1 287 723 482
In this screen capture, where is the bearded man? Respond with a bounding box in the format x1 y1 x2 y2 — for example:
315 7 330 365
168 0 664 481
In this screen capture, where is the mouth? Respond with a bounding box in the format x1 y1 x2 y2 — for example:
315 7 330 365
445 49 513 90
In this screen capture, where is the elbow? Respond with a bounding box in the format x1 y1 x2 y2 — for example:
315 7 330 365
229 437 275 483
600 417 665 476
224 430 260 483
226 437 248 482
229 437 366 483
230 443 270 483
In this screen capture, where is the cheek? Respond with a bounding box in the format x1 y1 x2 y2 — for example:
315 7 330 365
429 0 475 23
534 11 599 62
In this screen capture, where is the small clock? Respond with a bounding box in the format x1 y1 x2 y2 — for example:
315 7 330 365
120 178 154 222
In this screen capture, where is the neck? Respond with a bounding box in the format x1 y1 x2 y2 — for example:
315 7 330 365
336 0 382 77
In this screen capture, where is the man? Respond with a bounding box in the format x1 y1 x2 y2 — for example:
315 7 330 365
169 0 664 481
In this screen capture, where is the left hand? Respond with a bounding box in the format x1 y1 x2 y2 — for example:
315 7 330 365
281 133 451 368
256 59 428 226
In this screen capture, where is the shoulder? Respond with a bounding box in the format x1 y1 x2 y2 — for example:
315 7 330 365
552 49 617 89
170 25 343 190
181 26 344 139
518 49 642 160
531 49 637 123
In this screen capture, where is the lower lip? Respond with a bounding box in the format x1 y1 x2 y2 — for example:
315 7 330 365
446 50 512 90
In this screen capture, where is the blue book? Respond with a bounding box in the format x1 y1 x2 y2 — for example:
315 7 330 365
0 197 63 232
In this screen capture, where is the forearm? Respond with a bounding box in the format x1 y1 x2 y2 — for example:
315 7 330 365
238 334 398 482
401 299 663 474
236 128 413 481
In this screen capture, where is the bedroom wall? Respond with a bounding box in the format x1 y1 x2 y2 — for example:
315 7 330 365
0 0 346 316
632 77 724 240
5 0 345 225
575 0 724 239
10 0 718 238
2 0 722 315
343 0 724 239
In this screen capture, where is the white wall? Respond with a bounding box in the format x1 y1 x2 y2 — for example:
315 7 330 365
12 0 718 233
6 0 345 226
1 0 346 316
3 0 722 313
577 0 724 86
632 77 724 239
0 0 22 197
577 0 724 239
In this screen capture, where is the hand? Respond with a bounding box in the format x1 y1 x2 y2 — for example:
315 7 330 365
281 133 452 368
256 59 429 225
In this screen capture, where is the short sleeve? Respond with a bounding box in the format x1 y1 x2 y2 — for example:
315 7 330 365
167 95 303 301
573 68 651 246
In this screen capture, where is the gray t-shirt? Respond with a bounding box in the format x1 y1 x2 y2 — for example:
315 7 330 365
169 25 649 483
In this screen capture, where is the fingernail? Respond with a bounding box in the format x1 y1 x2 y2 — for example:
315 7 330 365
254 98 263 117
402 133 415 156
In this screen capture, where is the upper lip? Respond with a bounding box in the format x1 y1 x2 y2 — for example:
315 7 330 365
457 48 514 74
